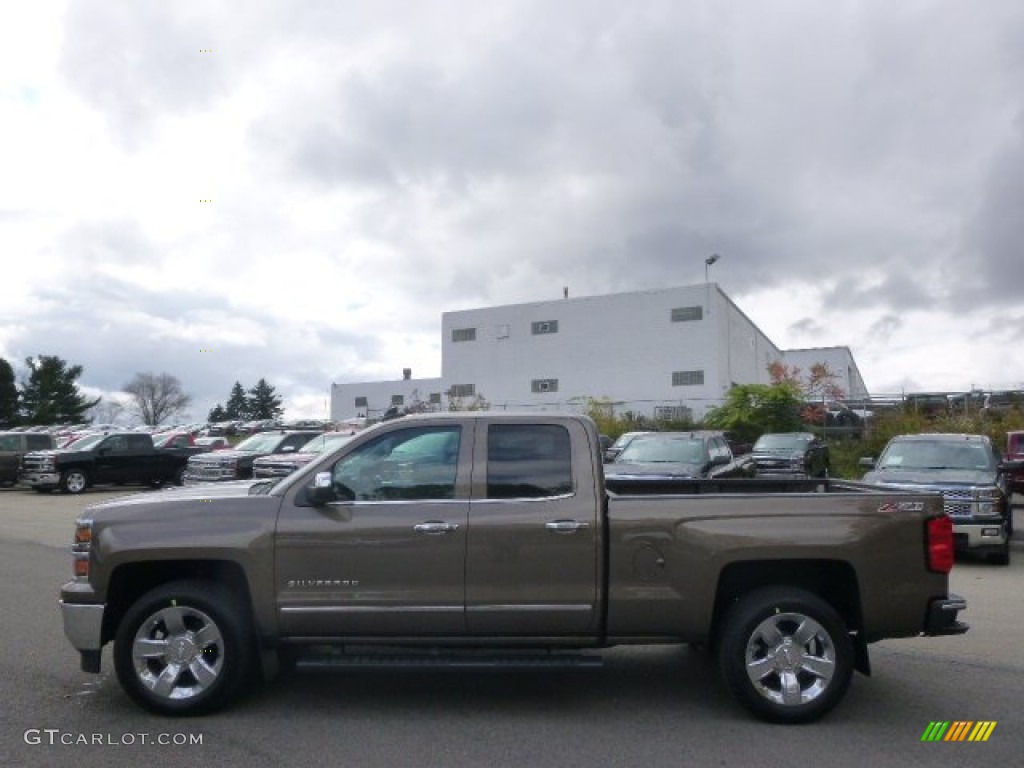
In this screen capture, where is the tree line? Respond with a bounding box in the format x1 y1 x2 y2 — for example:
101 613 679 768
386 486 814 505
207 379 283 423
1 354 285 428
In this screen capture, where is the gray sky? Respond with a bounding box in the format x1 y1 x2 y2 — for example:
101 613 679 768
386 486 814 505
3 0 1023 422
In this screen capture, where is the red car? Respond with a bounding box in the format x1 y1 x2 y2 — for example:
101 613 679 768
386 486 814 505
1006 431 1024 494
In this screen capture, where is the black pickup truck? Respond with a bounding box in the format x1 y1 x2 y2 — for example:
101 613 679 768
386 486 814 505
19 432 191 493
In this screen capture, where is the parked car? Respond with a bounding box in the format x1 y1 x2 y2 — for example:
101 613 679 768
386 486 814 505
184 430 323 483
194 436 231 451
605 431 756 484
861 433 1019 565
751 432 830 478
252 432 357 478
1005 431 1024 495
18 432 190 493
0 431 56 486
603 431 653 462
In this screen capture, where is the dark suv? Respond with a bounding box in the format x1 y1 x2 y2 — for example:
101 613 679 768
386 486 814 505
861 433 1018 565
751 432 830 478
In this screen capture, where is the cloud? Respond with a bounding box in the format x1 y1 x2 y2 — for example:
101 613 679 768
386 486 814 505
865 314 902 343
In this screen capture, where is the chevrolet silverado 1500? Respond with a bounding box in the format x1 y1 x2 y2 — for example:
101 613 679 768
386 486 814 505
59 413 966 723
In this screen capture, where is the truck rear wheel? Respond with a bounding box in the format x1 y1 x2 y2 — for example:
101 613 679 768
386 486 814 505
60 469 88 494
113 580 253 716
718 586 853 723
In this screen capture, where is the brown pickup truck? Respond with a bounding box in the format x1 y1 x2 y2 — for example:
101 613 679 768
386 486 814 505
59 413 966 723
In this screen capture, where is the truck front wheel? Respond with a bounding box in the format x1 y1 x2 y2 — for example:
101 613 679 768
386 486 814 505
60 469 88 494
718 586 853 723
113 580 253 715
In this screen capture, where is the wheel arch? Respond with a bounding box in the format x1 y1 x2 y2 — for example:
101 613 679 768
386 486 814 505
710 559 868 674
102 559 255 646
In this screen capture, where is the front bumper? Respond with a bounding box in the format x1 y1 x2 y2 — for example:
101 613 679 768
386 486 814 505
952 521 1008 552
924 593 969 636
60 590 105 672
183 468 238 484
18 470 59 488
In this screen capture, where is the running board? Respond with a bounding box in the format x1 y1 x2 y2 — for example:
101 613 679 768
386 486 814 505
295 652 604 670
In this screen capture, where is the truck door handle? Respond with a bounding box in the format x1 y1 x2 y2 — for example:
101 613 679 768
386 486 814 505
413 521 460 535
545 520 590 534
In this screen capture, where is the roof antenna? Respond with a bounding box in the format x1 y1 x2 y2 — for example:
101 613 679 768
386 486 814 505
563 286 569 299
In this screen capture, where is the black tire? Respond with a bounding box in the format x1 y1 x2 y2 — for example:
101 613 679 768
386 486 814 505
175 466 187 486
113 580 253 716
718 586 853 723
988 542 1010 566
60 468 88 494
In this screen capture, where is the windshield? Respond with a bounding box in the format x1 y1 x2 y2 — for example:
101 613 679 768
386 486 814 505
878 440 995 471
618 437 705 464
754 434 810 451
233 433 287 453
67 434 106 450
297 433 355 454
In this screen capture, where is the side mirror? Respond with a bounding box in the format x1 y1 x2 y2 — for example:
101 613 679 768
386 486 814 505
307 471 356 505
281 446 296 453
859 457 876 468
712 454 730 466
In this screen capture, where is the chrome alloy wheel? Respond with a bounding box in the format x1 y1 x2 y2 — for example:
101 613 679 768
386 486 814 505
743 611 836 707
63 470 87 493
131 605 224 701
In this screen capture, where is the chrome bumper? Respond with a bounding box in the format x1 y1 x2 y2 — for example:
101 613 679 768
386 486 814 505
19 471 59 487
60 599 105 672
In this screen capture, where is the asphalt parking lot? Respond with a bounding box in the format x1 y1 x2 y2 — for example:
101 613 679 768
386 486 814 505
1 486 1022 767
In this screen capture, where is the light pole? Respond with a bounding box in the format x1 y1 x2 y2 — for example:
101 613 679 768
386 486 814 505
704 253 720 283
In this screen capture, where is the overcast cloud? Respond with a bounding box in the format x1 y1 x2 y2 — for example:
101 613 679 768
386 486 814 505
3 0 1023 422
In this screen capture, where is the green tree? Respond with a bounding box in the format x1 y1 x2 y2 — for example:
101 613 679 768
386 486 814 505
703 382 803 443
0 357 18 427
18 355 101 424
247 378 283 420
224 382 250 420
207 403 227 422
123 372 192 426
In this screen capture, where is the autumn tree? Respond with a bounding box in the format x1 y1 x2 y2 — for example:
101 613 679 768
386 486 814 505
123 372 193 426
19 355 101 424
768 361 845 424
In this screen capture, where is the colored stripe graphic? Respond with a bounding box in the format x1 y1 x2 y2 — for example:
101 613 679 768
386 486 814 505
945 721 971 741
968 722 997 742
922 721 997 742
921 722 949 741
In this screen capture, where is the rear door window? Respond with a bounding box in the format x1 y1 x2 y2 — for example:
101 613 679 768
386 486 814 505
486 424 572 499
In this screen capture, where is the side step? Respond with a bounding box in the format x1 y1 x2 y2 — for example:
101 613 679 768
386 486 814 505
295 652 604 670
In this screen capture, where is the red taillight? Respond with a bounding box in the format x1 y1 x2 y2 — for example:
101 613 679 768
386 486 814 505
927 515 954 573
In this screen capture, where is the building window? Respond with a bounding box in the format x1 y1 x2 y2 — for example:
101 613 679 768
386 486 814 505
531 379 559 394
428 392 442 404
391 395 404 406
452 327 476 342
354 396 368 408
671 306 703 322
531 320 559 335
496 324 510 339
654 405 693 422
672 370 704 386
449 384 476 398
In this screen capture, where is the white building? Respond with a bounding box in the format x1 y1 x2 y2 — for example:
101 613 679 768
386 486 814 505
331 370 444 422
439 284 782 419
781 347 869 401
331 284 871 422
